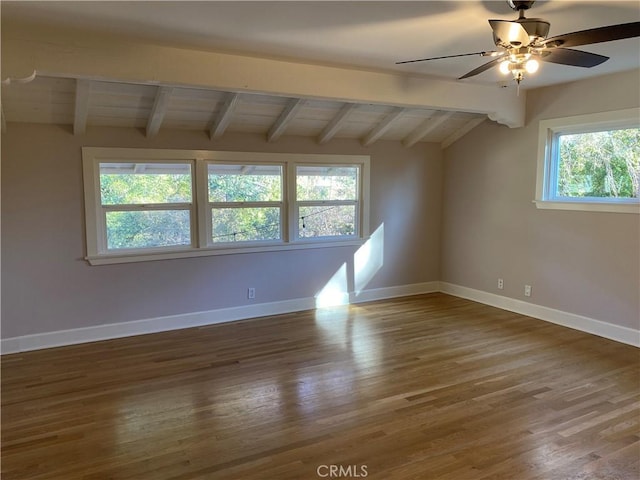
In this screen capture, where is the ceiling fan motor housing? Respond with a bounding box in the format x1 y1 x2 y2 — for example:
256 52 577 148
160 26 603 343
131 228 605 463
517 18 550 42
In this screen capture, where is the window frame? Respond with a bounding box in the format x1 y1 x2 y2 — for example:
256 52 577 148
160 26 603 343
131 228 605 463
82 147 370 265
535 108 640 214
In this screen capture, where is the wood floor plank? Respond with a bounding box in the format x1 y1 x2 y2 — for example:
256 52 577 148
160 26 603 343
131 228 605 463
2 293 638 479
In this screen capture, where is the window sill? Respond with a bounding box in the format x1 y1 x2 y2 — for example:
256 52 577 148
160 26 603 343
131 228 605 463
534 200 640 214
85 239 367 265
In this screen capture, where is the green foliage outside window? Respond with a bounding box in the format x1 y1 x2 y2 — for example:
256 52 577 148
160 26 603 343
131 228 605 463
557 128 639 199
297 166 357 201
299 205 356 238
106 210 191 249
297 166 358 238
100 169 192 205
211 207 281 242
208 165 282 242
208 166 281 203
97 162 362 250
100 164 192 250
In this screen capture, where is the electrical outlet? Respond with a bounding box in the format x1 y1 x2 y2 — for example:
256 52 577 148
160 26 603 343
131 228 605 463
497 278 504 290
524 285 532 297
248 288 256 299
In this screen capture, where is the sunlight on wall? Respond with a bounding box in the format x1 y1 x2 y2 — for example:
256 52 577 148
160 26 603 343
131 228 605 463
315 262 349 308
354 223 384 295
315 223 385 309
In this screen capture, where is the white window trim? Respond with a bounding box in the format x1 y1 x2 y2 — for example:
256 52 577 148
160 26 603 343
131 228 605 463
535 108 640 214
82 147 370 265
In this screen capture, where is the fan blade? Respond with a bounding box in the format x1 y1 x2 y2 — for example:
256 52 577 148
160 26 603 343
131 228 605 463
489 19 530 47
458 57 503 79
396 51 501 65
541 48 609 68
543 21 640 48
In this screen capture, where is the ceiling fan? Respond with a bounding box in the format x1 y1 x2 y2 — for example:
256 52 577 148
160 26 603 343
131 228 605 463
397 0 640 87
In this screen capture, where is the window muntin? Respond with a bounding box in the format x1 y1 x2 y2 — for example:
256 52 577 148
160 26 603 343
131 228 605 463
296 165 359 239
83 149 370 264
536 109 640 214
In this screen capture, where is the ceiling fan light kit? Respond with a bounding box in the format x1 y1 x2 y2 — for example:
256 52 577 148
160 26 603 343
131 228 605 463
397 0 640 88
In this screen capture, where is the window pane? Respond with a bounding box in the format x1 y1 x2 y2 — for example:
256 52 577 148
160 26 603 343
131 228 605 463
211 207 281 243
299 205 356 238
557 129 639 199
100 163 192 205
208 164 282 202
297 166 358 201
106 210 191 250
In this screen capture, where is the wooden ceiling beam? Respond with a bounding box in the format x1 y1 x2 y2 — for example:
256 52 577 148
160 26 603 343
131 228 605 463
402 111 455 148
146 86 173 137
441 116 486 149
73 79 91 135
2 25 526 128
318 103 358 144
362 107 407 147
267 98 305 143
210 92 239 140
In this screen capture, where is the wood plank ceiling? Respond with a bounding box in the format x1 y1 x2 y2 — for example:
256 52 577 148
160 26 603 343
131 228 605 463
1 75 487 148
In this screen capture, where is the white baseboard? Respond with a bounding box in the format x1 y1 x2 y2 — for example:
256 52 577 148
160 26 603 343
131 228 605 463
4 281 635 354
351 281 440 304
1 282 439 354
440 282 640 348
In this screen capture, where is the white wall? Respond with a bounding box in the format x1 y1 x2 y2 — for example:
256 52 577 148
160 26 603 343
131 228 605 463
441 70 640 331
1 125 443 339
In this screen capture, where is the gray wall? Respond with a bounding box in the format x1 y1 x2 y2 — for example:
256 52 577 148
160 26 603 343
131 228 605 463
441 70 640 330
1 125 443 338
3 70 639 341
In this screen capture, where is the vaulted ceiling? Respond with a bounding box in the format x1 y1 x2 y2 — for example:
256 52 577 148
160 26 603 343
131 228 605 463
2 1 639 147
0 75 487 147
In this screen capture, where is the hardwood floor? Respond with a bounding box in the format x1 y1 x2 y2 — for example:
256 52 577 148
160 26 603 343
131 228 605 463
2 293 639 479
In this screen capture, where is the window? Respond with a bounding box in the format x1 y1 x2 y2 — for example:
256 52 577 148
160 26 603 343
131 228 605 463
83 148 369 264
297 165 359 239
99 162 194 251
536 108 640 213
208 164 283 244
